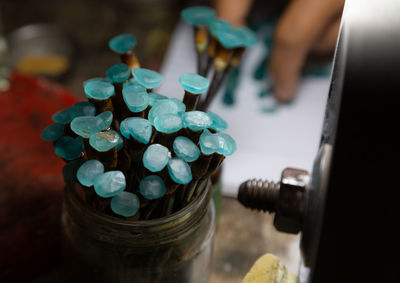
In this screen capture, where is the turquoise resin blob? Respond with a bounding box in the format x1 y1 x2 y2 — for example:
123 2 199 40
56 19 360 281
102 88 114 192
132 68 163 89
41 123 65 142
83 77 111 88
77 159 105 187
69 101 96 119
55 136 84 160
179 72 210 94
216 27 244 49
70 116 104 138
96 111 113 130
206 111 228 132
167 158 192 184
108 34 136 54
173 136 200 162
148 99 186 125
120 117 152 144
181 6 216 27
139 175 166 200
84 80 115 100
52 108 71 124
148 92 167 106
199 129 218 155
111 191 140 217
106 63 130 83
122 83 149 113
215 132 237 156
154 113 183 134
236 27 258 47
94 171 126 198
89 130 123 152
142 144 171 172
208 18 232 37
182 111 212 131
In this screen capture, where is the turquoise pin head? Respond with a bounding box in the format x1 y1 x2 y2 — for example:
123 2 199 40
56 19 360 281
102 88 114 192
132 68 163 90
106 63 131 83
181 6 216 27
139 175 167 200
179 72 210 94
93 171 126 198
109 34 137 54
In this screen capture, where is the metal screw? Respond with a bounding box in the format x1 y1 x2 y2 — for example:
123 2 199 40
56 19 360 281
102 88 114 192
238 178 280 213
237 168 310 234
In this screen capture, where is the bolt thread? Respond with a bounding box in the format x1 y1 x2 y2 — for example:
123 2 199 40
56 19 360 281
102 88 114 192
238 179 280 212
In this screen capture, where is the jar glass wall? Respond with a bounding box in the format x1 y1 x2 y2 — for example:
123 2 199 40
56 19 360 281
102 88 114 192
61 179 215 283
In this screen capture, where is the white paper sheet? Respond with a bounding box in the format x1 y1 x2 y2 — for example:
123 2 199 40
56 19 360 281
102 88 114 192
159 22 330 197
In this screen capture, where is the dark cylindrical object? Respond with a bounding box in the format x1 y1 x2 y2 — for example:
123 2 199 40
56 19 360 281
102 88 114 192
61 179 215 283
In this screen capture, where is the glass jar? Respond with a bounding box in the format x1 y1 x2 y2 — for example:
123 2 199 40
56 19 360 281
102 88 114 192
61 179 215 283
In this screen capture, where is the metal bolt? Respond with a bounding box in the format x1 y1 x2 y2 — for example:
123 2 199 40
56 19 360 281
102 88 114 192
238 168 310 234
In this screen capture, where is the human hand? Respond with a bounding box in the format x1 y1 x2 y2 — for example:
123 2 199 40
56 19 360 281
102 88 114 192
270 0 344 102
216 0 345 103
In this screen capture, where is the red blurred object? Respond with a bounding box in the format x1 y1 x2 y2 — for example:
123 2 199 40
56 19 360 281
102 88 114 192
0 73 79 282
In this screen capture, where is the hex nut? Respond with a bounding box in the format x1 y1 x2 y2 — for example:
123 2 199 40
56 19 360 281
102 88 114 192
273 168 310 234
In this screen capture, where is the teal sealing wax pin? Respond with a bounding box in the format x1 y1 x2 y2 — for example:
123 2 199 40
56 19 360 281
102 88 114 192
154 112 183 149
77 159 105 187
173 136 200 163
206 111 228 132
198 27 250 111
41 123 65 142
167 157 192 185
142 143 171 173
84 79 115 114
70 116 104 139
181 6 216 74
96 111 113 130
204 18 232 76
93 171 126 198
229 27 258 71
181 6 215 27
179 72 210 111
154 113 183 134
54 136 84 161
89 130 123 153
52 108 72 124
132 68 163 91
139 175 167 200
106 63 131 84
83 77 111 88
182 110 212 142
69 101 96 119
148 98 186 125
89 130 122 169
108 34 140 69
111 191 140 218
120 117 153 144
122 82 149 117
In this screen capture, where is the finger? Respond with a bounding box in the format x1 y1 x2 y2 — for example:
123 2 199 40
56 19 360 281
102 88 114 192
312 17 342 54
269 0 345 102
215 0 254 27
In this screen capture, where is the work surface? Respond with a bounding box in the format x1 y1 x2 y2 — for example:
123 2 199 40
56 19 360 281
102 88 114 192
159 22 330 197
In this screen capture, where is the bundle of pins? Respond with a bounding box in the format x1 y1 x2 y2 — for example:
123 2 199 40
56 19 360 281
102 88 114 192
41 33 236 220
181 6 258 111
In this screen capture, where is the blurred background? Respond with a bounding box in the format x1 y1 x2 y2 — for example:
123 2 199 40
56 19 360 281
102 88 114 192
0 0 193 95
0 0 327 282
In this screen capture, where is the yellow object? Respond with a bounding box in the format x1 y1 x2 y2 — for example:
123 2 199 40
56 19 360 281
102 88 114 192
16 54 69 76
242 253 297 283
